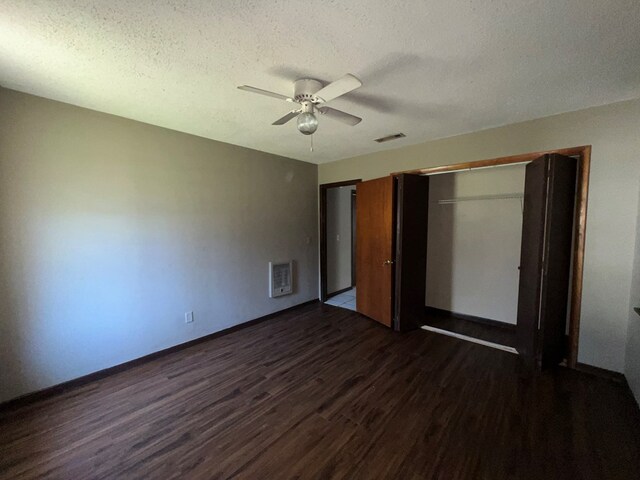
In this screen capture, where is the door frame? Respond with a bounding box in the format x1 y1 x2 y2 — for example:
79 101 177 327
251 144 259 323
392 145 591 368
351 190 357 287
319 179 362 302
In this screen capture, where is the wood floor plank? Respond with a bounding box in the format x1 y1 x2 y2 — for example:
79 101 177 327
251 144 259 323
1 303 639 479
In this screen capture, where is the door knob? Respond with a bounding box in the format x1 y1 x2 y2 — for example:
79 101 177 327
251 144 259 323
383 260 394 266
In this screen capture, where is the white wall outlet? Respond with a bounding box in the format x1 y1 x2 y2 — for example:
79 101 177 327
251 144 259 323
185 311 194 323
336 234 340 241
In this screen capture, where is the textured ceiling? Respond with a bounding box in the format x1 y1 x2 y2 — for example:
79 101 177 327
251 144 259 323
1 1 639 164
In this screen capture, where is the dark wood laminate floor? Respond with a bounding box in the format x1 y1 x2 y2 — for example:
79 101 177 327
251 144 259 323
1 303 639 480
423 310 517 347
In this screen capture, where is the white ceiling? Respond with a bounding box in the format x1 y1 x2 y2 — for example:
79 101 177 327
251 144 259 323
1 1 639 164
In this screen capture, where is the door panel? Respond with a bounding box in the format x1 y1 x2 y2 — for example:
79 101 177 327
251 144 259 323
538 156 577 367
516 158 547 363
356 176 395 327
516 154 577 368
395 174 430 331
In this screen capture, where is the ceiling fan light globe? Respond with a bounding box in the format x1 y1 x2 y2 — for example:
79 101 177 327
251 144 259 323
297 112 318 135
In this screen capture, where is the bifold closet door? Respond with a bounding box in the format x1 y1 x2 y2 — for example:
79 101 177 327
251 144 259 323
356 176 395 327
516 154 577 368
394 174 430 331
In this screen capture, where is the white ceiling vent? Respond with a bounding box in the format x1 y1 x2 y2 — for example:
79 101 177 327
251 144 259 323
269 261 293 298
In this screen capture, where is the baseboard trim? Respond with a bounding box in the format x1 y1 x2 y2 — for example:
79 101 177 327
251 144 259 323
0 299 319 412
575 362 628 385
327 286 354 299
425 306 516 330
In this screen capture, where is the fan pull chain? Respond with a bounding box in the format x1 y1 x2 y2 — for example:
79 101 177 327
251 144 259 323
310 134 314 152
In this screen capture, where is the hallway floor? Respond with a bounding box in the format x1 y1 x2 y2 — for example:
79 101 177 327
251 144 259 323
325 287 356 311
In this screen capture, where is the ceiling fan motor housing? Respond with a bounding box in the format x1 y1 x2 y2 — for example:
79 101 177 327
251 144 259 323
294 78 323 103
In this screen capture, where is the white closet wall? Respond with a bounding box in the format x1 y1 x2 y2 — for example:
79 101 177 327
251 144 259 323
426 165 526 324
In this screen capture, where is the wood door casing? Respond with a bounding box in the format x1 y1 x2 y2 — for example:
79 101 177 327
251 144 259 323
351 191 356 287
356 176 395 327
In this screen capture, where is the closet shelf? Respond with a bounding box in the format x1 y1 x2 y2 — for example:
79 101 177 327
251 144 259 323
436 193 524 205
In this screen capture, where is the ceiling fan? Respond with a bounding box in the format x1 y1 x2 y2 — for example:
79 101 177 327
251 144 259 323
237 74 363 135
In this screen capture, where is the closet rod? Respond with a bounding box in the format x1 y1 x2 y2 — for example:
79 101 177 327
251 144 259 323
419 161 530 176
437 193 523 205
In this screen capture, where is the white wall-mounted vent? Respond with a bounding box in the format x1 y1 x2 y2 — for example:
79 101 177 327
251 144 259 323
269 261 293 298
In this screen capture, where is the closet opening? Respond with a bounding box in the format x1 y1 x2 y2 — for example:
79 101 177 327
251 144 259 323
391 146 590 369
422 163 526 353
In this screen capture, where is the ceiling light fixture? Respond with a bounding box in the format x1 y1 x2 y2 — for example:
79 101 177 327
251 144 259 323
296 102 318 135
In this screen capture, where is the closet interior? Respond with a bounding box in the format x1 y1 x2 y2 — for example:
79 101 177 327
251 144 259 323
423 164 526 351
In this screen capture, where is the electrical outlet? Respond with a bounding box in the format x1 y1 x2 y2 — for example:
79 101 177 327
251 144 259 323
185 311 194 323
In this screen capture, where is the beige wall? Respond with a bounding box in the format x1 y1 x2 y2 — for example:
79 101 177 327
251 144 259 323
320 98 640 372
426 165 525 324
625 190 640 404
326 186 355 294
0 88 318 403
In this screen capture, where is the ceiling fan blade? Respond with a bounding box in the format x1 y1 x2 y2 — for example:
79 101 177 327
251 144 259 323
317 106 362 126
237 85 294 102
272 110 301 125
315 74 362 103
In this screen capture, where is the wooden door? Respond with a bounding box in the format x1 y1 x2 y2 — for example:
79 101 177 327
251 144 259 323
394 174 430 331
516 154 577 368
356 176 395 327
